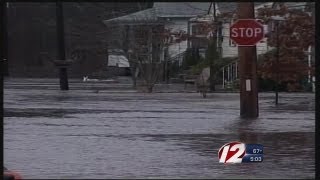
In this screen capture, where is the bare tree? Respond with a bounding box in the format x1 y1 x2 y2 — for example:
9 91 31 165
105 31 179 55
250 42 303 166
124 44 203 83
125 24 188 92
125 25 165 93
104 6 217 93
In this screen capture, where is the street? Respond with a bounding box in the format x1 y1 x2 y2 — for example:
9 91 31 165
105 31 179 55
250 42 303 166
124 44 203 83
4 78 315 179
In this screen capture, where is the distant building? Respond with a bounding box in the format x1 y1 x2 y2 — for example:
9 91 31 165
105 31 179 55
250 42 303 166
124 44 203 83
103 2 314 86
153 2 210 64
193 2 313 89
220 2 272 58
103 2 210 66
187 2 271 59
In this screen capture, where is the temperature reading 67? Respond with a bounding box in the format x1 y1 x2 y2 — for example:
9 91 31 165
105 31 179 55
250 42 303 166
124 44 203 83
253 149 262 153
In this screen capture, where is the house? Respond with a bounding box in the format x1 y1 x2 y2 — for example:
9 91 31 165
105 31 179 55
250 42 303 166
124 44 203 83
103 2 211 65
204 2 314 89
103 2 314 89
102 2 213 82
184 2 271 88
153 2 210 64
186 2 270 60
218 2 311 58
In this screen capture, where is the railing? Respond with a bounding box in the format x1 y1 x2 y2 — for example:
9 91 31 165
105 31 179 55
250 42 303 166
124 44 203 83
219 61 239 90
165 51 187 80
167 51 186 63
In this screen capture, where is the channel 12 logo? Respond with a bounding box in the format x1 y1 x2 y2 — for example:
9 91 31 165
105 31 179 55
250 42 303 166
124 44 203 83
218 141 263 163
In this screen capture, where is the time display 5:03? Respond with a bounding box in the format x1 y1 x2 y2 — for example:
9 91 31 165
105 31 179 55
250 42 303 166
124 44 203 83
250 156 262 162
242 154 263 163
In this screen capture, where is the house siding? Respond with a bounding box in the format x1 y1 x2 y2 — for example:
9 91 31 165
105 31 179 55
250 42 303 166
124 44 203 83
214 2 273 58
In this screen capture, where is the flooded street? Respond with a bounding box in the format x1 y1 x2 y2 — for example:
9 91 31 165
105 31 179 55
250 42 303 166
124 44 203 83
4 78 315 179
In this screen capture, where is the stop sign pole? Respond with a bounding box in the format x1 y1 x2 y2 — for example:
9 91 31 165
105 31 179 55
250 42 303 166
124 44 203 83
232 2 261 118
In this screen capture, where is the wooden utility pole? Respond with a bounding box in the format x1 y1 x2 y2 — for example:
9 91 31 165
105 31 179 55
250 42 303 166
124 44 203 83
275 21 280 105
315 3 319 180
2 2 9 76
238 2 259 118
164 47 169 84
311 2 315 93
56 1 69 90
1 1 5 130
209 2 217 91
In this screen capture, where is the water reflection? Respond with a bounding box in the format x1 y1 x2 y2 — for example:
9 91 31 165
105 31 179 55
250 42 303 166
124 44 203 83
237 117 259 144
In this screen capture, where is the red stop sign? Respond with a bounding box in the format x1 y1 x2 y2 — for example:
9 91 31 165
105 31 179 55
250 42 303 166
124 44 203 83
230 19 264 46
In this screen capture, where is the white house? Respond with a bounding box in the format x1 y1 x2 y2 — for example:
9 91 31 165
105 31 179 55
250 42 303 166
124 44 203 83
153 2 210 64
218 2 310 58
209 2 313 88
218 2 274 58
103 2 211 65
186 2 281 87
103 2 314 88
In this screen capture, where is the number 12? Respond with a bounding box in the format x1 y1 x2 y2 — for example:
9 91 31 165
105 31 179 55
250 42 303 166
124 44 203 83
219 143 245 163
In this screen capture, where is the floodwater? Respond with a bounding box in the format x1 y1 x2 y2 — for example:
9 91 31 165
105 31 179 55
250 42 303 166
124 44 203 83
4 78 315 179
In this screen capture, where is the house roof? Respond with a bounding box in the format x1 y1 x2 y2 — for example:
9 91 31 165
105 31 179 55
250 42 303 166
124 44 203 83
273 2 309 10
215 2 308 15
216 2 267 14
103 2 210 26
190 2 271 22
154 2 210 17
103 2 294 26
102 8 160 25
